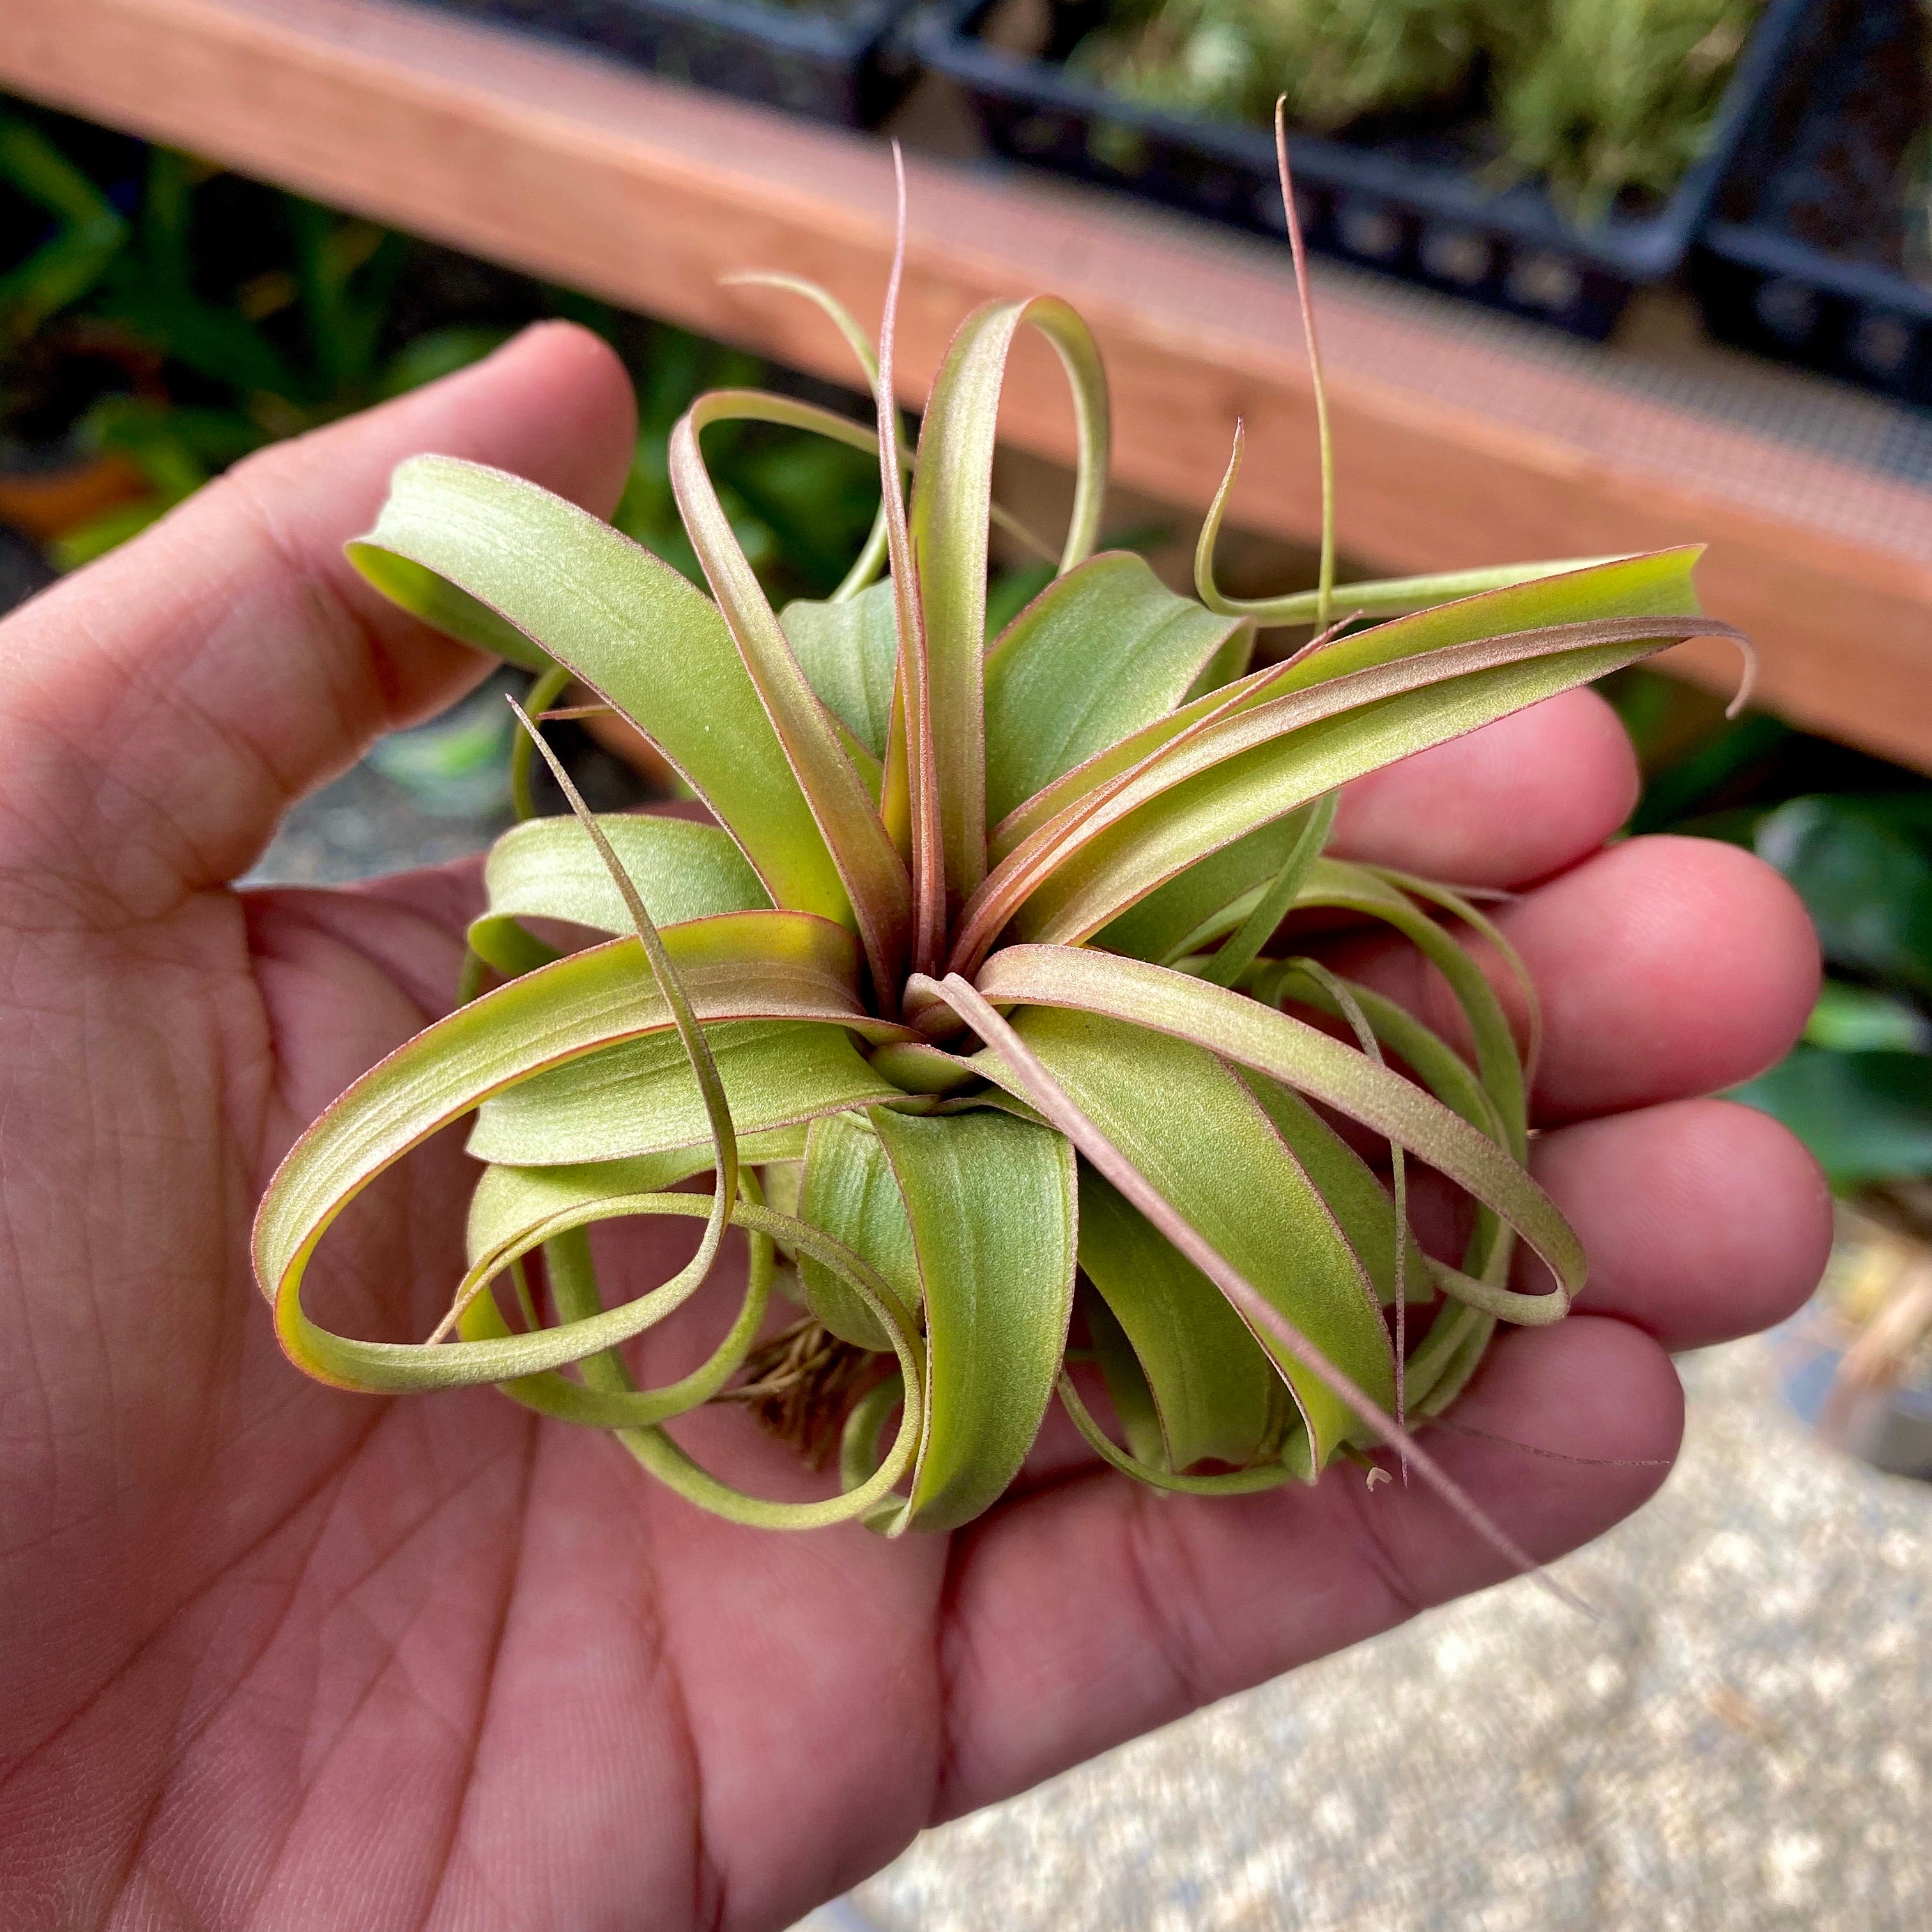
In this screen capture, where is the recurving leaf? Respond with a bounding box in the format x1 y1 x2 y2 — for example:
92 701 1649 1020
254 914 911 1384
979 1006 1395 1466
470 813 771 977
1077 1168 1292 1473
982 551 1250 827
970 944 1582 1309
995 618 1735 956
872 1105 1078 1530
908 295 1111 913
348 455 848 926
670 390 912 997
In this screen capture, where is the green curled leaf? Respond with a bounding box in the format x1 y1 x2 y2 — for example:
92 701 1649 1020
471 1188 928 1531
467 1139 808 1269
870 1105 1078 1531
798 1110 921 1351
1253 963 1506 1144
348 456 850 926
1295 857 1528 1156
470 693 749 1398
1197 792 1337 988
254 916 910 1391
1077 1169 1292 1472
1411 1305 1498 1416
972 944 1583 1314
459 1161 774 1433
910 295 1112 911
470 813 771 977
461 1215 772 1429
1256 961 1516 1338
1056 1370 1300 1494
982 552 1250 827
839 1371 910 1524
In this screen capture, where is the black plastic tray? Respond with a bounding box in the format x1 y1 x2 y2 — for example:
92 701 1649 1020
1694 0 1932 406
416 0 921 128
914 0 1820 338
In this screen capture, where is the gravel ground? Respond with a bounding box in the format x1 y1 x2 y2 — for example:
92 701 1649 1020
824 1340 1932 1932
244 756 511 885
256 755 1932 1932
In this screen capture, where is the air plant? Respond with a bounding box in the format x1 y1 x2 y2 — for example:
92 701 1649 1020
253 133 1745 1551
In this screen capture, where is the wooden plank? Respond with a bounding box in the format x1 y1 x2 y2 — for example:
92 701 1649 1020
4 0 1930 767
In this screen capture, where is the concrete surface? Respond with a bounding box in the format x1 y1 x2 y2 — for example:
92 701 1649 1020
246 756 510 885
834 1341 1932 1932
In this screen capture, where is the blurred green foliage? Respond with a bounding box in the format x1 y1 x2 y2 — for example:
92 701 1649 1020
1068 0 1760 213
1607 668 1932 1193
0 101 879 602
1499 0 1758 216
1073 0 1489 135
1737 1049 1932 1192
0 116 128 349
1 109 511 563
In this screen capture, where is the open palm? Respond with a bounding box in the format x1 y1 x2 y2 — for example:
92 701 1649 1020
0 326 1829 1932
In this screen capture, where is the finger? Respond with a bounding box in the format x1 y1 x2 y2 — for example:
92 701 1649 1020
0 322 635 914
1537 1097 1831 1350
241 793 728 1022
242 853 489 1045
934 1314 1678 1819
1331 686 1639 887
1326 834 1820 1121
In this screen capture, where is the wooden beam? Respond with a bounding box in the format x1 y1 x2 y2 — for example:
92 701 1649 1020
5 0 1930 767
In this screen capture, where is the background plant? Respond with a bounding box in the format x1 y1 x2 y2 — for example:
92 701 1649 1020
1499 0 1760 215
1070 0 1490 133
1068 0 1763 212
1897 0 1931 281
1609 668 1932 1213
0 98 878 597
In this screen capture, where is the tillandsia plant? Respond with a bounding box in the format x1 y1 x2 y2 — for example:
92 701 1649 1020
253 135 1749 1549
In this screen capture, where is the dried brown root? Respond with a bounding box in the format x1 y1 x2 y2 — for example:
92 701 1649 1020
712 1317 887 1467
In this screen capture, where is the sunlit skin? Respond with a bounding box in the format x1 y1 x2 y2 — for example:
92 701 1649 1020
0 325 1829 1931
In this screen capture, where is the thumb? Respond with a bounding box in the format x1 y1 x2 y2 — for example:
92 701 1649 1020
0 321 636 921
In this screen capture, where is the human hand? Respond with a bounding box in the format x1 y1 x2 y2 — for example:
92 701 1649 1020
0 324 1829 1931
